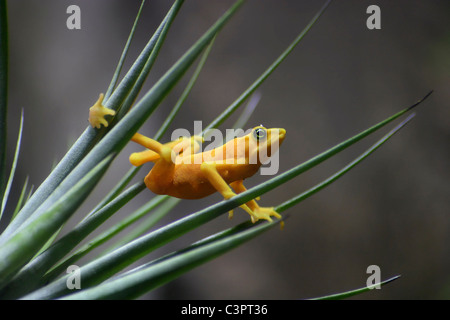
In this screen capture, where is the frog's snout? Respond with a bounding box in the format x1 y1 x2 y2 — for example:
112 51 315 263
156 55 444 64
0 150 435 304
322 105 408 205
278 128 286 142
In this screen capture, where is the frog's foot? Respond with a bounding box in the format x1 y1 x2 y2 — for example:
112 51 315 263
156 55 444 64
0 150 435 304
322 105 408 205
89 93 116 129
248 207 284 230
249 206 280 222
225 196 279 226
229 180 284 229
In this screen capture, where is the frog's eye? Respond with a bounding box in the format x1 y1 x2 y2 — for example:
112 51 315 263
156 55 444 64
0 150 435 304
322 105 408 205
252 127 267 141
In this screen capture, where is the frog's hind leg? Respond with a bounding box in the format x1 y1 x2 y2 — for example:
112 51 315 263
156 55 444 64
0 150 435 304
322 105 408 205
130 133 174 165
130 134 203 166
230 180 284 228
200 162 254 220
129 149 160 166
171 136 204 156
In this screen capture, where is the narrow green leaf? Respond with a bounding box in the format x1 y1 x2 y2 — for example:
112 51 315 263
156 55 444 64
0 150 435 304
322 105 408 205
310 275 401 300
0 0 8 203
0 110 23 221
104 0 146 101
0 154 114 290
10 176 29 221
110 0 184 123
61 220 279 300
31 227 63 260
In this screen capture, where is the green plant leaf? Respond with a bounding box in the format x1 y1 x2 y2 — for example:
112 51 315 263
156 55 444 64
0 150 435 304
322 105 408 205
0 0 8 203
104 0 146 101
0 110 23 221
110 0 184 123
10 176 29 221
0 154 114 290
311 275 401 300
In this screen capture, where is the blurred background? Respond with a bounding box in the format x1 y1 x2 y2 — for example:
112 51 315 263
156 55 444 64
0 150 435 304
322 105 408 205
2 0 449 299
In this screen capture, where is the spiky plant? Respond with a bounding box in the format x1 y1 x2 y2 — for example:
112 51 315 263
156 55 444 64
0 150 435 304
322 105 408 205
0 0 431 300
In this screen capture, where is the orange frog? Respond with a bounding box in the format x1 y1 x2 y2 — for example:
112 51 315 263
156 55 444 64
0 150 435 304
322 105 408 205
89 94 286 225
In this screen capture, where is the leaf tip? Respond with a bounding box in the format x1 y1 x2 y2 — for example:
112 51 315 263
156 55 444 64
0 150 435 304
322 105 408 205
407 90 433 112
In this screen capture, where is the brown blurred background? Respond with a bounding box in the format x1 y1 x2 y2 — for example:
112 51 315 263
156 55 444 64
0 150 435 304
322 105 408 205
2 0 449 299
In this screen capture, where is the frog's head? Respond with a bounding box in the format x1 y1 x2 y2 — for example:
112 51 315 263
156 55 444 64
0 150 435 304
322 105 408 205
247 126 286 165
218 125 285 167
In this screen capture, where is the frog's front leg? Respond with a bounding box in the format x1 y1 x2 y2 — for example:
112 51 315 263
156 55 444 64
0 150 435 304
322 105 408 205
230 180 284 229
200 162 256 221
88 93 116 129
